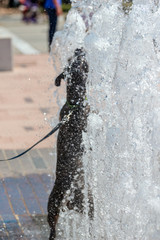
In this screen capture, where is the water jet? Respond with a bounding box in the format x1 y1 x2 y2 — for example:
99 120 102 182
49 0 160 239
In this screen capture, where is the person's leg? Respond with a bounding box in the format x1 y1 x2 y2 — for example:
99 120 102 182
30 4 38 23
46 8 57 51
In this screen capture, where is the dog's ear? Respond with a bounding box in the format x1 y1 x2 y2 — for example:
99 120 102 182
55 72 64 87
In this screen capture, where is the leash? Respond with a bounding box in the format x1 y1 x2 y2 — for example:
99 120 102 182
0 110 73 162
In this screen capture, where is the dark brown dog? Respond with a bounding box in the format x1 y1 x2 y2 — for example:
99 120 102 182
47 48 93 239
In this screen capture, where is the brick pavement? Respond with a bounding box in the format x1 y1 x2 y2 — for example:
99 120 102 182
0 7 67 238
0 54 60 150
0 53 65 239
0 170 51 240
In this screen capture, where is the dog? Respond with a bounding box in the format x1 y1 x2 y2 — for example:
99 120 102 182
47 48 93 239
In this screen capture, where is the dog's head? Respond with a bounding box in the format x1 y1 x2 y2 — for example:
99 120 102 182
55 48 89 105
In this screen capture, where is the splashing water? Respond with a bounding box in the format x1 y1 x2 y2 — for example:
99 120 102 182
50 0 160 239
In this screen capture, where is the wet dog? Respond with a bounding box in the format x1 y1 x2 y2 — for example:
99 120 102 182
47 48 93 239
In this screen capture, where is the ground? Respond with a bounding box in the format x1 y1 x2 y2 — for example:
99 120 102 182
0 6 65 239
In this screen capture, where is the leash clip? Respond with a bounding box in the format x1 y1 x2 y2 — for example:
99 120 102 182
61 110 73 125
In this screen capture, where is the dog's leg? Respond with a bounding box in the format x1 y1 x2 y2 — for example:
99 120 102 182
66 167 84 211
69 180 94 220
47 177 72 239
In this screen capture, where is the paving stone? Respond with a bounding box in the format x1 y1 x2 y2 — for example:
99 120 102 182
5 221 23 238
0 172 53 239
19 214 49 240
28 149 47 169
0 180 13 218
17 176 42 215
0 150 5 159
0 54 57 150
0 150 9 177
15 150 36 175
4 177 27 215
26 174 49 213
32 156 47 169
0 220 9 238
38 148 56 170
39 173 54 193
4 149 24 174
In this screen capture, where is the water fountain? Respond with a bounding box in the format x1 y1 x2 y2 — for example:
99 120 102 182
50 0 160 239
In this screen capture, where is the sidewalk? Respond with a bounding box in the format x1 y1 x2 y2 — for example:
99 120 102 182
0 54 59 151
0 8 65 239
0 55 57 239
0 55 56 239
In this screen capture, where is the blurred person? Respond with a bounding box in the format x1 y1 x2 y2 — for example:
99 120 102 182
8 0 15 7
44 0 63 51
8 0 20 7
19 0 39 23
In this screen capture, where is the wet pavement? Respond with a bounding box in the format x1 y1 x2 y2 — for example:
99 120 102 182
0 147 55 239
0 170 51 239
0 7 65 239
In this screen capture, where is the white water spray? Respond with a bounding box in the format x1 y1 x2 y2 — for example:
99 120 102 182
51 0 160 239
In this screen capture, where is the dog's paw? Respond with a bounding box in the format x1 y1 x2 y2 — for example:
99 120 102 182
49 228 56 240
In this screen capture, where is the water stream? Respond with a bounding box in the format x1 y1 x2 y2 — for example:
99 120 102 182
50 0 160 239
